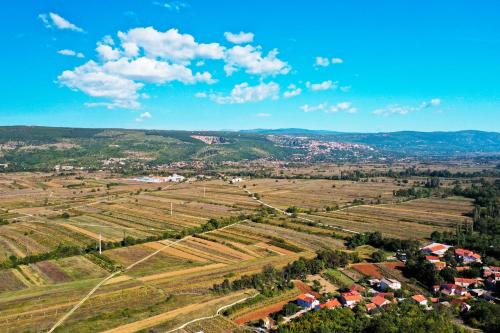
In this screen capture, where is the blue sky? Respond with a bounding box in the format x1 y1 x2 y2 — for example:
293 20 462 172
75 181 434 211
1 0 499 132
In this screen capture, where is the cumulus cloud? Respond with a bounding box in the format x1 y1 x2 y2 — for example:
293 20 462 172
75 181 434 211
58 61 144 109
103 57 215 84
331 58 343 64
209 81 279 104
57 49 84 58
57 26 290 109
224 31 254 44
38 12 84 32
256 112 271 117
96 44 121 61
306 80 337 91
283 84 302 98
194 92 207 98
117 27 225 63
224 45 290 76
135 111 152 122
374 98 442 116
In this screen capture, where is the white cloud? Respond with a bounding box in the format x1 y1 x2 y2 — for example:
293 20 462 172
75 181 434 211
135 111 152 122
314 56 343 67
117 27 225 63
283 84 302 98
38 12 84 32
57 61 144 109
57 49 84 58
224 31 254 44
315 57 329 67
209 81 279 104
374 98 442 116
302 101 356 114
103 57 215 84
224 45 290 76
306 80 337 91
154 1 189 11
300 103 327 113
195 92 207 98
256 112 271 117
96 44 121 61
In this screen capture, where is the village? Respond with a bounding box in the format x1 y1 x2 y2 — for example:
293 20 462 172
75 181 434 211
249 241 499 331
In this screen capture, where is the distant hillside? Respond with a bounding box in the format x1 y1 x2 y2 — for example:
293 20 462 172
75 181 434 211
0 126 498 171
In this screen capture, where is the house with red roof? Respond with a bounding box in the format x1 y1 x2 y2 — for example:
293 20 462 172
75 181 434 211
425 255 440 263
371 295 391 308
454 277 481 288
296 293 320 309
316 298 341 310
421 242 451 257
411 294 428 306
455 248 481 263
440 283 468 296
340 291 362 307
366 302 377 312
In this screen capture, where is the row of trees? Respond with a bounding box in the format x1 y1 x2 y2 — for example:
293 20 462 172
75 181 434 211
212 249 350 296
0 215 247 269
278 302 467 333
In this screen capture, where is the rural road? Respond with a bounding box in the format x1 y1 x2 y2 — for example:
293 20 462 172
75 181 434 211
164 291 260 333
237 185 360 234
47 219 248 333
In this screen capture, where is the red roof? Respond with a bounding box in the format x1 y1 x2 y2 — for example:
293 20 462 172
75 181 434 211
349 284 366 293
456 266 470 271
320 299 341 309
454 278 478 285
341 292 362 302
427 244 447 252
455 248 481 259
371 295 390 307
297 293 316 303
412 295 427 303
366 303 376 310
426 255 440 261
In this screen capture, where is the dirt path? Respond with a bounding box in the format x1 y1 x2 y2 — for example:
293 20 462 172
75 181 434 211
102 291 252 333
237 185 360 235
47 220 247 333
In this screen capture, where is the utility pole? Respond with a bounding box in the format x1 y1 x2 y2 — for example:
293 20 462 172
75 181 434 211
170 202 173 216
99 234 102 254
203 187 206 198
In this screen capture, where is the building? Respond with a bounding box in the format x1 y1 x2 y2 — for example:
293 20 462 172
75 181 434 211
380 277 401 291
421 243 451 257
366 302 377 312
455 248 481 263
454 277 481 288
316 298 341 310
340 291 362 307
440 283 468 296
371 295 391 308
296 293 320 309
411 294 428 306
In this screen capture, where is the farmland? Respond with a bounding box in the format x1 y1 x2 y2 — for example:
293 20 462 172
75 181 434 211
0 166 490 332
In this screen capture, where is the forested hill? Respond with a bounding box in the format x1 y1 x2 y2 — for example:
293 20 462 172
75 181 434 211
0 126 498 171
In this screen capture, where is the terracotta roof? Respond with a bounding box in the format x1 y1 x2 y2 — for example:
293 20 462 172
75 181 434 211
454 277 478 284
321 299 341 309
412 295 427 303
341 292 362 302
426 255 440 261
297 293 316 303
366 303 376 310
371 295 390 307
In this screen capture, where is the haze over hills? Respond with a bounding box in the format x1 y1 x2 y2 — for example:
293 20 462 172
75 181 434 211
0 126 499 171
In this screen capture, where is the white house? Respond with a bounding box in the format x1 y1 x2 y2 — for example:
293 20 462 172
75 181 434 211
380 277 401 291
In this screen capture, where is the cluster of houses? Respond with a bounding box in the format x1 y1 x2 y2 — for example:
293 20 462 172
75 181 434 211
421 242 498 305
292 276 430 316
